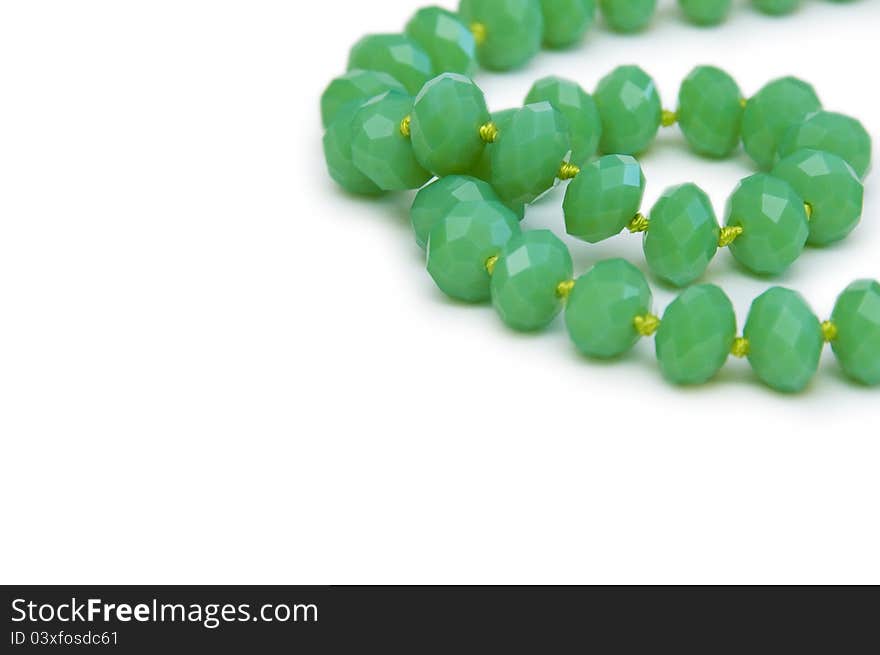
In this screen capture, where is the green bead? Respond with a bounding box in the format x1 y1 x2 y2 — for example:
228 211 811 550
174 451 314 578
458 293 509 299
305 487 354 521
598 0 656 33
540 0 596 48
525 76 602 164
771 149 863 246
563 154 645 243
752 0 800 15
677 65 743 158
565 258 652 358
778 111 872 179
426 200 521 302
831 279 880 386
323 102 383 196
458 0 543 71
351 91 431 191
411 175 503 249
405 6 477 76
470 108 517 182
348 34 434 96
410 73 490 176
677 0 732 25
320 69 407 129
655 284 736 385
491 230 573 331
489 103 572 206
594 65 662 155
744 287 823 393
741 76 821 169
644 183 719 287
725 173 809 276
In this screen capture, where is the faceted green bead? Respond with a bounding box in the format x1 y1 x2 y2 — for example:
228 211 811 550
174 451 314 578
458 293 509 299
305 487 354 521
831 279 880 386
752 0 800 15
350 92 431 191
598 0 656 33
563 155 645 243
725 173 809 275
348 34 434 96
490 230 574 331
771 149 863 246
744 287 823 393
411 175 503 249
323 102 383 196
778 111 872 179
741 76 821 169
410 73 490 176
677 0 732 25
644 183 719 287
488 103 572 206
458 0 544 71
320 69 407 129
594 65 662 155
655 284 737 385
540 0 596 49
565 258 652 358
677 65 743 158
470 108 517 182
525 76 602 164
405 6 477 76
426 200 521 302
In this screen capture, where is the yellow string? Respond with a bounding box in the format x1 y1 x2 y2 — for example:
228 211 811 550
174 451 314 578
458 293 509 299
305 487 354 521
821 320 838 343
718 225 743 248
479 121 499 143
627 213 650 233
485 254 498 276
731 337 750 358
470 22 487 46
633 313 660 337
557 162 581 180
400 115 411 138
661 109 678 127
556 279 575 299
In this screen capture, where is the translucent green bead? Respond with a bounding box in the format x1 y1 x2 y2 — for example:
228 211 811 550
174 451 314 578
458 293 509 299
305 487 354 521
778 111 872 179
411 175 503 249
563 154 645 243
744 287 822 393
488 103 572 206
458 0 544 71
831 279 880 386
644 183 719 287
594 65 662 155
741 76 821 169
410 73 490 176
677 65 743 158
655 284 736 385
752 0 800 15
598 0 656 33
490 230 574 331
725 173 809 276
678 0 732 25
348 34 434 96
323 102 383 196
525 76 602 164
540 0 596 48
426 200 521 302
320 69 407 129
771 149 863 246
350 92 431 191
405 6 477 76
470 108 517 182
565 258 652 358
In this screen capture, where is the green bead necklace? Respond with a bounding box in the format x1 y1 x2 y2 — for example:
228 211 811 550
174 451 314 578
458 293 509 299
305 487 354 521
321 0 879 392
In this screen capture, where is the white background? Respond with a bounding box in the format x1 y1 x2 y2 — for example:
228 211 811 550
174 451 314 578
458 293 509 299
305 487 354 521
1 0 878 584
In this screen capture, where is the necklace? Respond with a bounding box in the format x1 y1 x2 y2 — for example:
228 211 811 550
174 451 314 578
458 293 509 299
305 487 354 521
320 0 877 392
